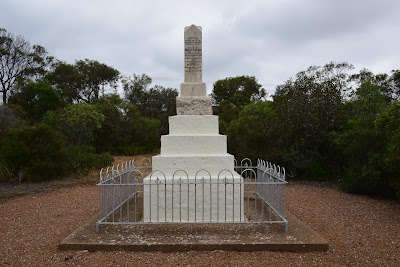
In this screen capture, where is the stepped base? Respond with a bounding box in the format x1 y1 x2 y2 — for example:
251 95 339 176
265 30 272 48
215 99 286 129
152 154 235 177
169 115 218 135
161 135 227 155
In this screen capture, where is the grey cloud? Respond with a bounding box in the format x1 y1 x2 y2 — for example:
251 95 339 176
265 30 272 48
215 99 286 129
1 0 399 95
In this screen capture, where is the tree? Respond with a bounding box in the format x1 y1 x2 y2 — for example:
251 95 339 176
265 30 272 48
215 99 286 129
350 68 399 102
75 59 120 101
92 93 162 155
212 75 266 106
93 94 126 153
122 74 177 134
375 101 400 199
337 80 389 195
46 59 120 103
46 103 105 146
0 122 113 182
0 105 19 139
8 81 62 122
227 101 278 162
119 103 161 154
0 124 68 182
0 28 52 103
272 62 354 180
122 73 152 105
390 70 400 100
211 75 266 133
44 62 81 104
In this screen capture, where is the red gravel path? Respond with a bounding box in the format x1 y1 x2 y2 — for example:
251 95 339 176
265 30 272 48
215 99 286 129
0 182 399 267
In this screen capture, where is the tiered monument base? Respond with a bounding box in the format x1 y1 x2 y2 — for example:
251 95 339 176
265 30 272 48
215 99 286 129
143 115 243 222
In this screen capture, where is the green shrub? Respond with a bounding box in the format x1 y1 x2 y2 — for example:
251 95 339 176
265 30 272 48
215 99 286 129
304 161 330 182
65 145 113 175
0 158 15 183
44 103 105 146
340 166 381 195
0 124 68 182
8 81 62 122
118 144 156 156
0 124 113 183
393 182 400 200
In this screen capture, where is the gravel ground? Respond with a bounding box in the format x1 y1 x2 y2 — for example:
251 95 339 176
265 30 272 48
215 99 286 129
0 182 399 267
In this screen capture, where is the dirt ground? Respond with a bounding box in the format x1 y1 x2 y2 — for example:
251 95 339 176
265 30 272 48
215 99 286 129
0 166 399 266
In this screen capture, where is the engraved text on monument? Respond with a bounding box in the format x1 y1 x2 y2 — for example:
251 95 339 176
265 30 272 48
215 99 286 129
184 36 202 82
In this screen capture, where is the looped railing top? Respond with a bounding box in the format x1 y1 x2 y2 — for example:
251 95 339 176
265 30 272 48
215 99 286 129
241 168 256 180
240 158 252 167
100 159 135 183
217 169 235 182
257 158 286 181
100 168 122 183
100 157 286 183
194 169 212 182
172 170 189 183
149 170 167 184
99 158 152 183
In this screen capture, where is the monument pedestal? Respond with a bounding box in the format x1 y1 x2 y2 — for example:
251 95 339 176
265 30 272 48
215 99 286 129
143 25 243 222
143 115 243 222
143 175 244 222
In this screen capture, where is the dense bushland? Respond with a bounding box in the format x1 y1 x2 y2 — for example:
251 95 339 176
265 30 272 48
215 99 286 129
0 28 173 182
215 66 400 199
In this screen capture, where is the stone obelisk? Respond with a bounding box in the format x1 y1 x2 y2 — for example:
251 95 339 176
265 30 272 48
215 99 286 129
143 25 243 223
176 25 212 115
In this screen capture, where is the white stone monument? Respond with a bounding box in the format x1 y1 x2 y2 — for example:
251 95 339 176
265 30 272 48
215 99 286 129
143 25 243 222
176 25 212 115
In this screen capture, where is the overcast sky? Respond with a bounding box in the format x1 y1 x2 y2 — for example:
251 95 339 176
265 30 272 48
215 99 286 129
1 0 400 96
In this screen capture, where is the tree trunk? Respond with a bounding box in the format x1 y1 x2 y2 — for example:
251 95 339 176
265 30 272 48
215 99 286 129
2 91 7 104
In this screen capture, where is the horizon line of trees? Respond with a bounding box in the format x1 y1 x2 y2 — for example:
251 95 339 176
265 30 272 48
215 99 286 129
213 63 400 200
1 27 399 200
0 28 177 182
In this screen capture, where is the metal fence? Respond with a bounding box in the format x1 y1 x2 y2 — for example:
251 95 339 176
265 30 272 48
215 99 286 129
96 158 287 232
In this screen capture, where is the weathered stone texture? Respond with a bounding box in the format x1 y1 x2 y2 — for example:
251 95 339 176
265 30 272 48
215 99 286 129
180 82 207 97
176 96 212 115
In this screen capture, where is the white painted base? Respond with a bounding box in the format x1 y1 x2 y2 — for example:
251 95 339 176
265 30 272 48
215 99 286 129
152 154 235 177
169 115 219 135
143 110 243 223
143 174 244 222
161 135 227 155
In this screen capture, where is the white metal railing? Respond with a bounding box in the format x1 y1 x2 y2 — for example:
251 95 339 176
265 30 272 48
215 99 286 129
96 158 287 232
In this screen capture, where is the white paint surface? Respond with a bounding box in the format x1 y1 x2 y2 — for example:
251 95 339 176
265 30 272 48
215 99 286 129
161 135 227 155
152 154 235 177
169 115 219 135
143 175 244 222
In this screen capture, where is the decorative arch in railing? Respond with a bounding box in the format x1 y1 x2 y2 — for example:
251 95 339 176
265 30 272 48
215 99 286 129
172 170 190 222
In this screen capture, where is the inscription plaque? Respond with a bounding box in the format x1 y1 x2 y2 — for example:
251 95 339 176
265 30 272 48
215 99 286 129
184 25 202 83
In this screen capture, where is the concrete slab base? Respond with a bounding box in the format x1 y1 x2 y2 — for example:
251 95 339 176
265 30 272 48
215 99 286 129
59 212 328 252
